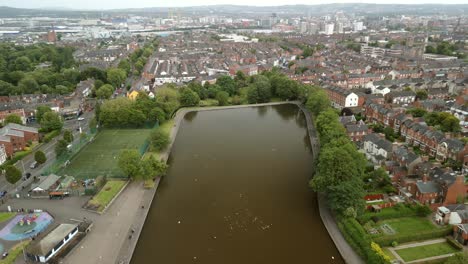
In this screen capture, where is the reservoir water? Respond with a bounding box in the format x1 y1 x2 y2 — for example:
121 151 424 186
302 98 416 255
131 104 344 264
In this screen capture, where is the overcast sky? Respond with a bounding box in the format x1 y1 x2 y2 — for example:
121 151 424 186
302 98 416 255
0 0 465 10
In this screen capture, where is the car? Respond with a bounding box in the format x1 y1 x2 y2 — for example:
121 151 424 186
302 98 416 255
1 252 8 259
30 161 38 169
25 172 31 179
77 117 85 121
0 191 7 198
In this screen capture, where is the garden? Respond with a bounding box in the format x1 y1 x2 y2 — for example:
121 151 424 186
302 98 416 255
85 180 127 213
394 241 460 262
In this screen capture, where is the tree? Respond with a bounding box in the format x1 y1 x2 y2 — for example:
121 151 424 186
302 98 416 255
118 149 141 179
106 68 127 88
118 59 131 75
155 87 180 117
306 88 331 117
179 88 200 107
215 91 229 106
5 165 21 185
141 155 168 180
55 139 68 157
150 128 170 151
246 76 272 104
96 84 114 99
99 97 146 128
406 108 427 118
18 76 39 94
216 75 237 95
63 129 74 143
384 126 397 142
34 150 47 164
415 90 428 100
40 111 63 132
327 179 365 216
36 105 53 123
4 114 23 125
150 108 166 123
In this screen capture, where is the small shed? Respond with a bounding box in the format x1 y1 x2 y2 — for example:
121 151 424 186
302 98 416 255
31 174 61 192
26 223 79 263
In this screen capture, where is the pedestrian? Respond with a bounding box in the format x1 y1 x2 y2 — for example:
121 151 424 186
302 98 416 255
141 205 144 209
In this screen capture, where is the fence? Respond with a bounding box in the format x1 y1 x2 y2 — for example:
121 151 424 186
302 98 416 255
138 121 159 156
42 130 97 176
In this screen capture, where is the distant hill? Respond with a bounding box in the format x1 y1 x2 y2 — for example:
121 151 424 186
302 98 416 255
0 4 467 17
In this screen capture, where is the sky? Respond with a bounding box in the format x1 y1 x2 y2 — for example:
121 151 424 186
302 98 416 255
0 0 465 10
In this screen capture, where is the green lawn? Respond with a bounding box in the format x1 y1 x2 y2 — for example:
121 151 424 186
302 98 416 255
0 241 29 264
88 180 126 212
0 212 15 223
199 99 219 107
58 128 151 179
378 217 438 235
395 242 460 262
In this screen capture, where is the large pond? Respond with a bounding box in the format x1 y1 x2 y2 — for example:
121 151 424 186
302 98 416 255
131 104 344 264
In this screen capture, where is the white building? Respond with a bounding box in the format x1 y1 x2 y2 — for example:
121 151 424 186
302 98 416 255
26 223 79 263
0 144 6 165
353 21 364 31
324 23 334 35
300 22 308 34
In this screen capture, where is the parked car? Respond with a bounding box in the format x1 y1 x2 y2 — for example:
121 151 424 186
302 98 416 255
0 191 7 198
2 251 8 259
77 117 85 121
30 161 38 169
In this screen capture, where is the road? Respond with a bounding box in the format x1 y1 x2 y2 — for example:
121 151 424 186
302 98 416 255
0 111 93 195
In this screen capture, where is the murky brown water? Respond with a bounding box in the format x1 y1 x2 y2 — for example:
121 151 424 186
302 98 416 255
131 104 344 264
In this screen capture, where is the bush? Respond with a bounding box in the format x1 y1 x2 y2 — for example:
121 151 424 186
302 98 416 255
415 204 432 217
359 204 418 223
84 188 96 196
446 237 463 250
391 241 398 247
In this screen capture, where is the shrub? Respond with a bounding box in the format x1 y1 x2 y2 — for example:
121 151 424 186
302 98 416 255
415 204 432 217
84 188 97 196
391 241 398 247
150 127 169 151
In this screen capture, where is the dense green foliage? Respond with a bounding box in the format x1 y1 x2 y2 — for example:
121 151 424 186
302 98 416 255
424 111 461 133
4 114 22 125
34 150 47 164
55 139 68 157
150 127 170 151
0 43 78 95
40 111 63 132
118 149 141 179
63 129 74 143
5 165 21 184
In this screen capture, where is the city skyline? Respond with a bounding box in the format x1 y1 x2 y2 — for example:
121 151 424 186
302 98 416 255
0 0 467 10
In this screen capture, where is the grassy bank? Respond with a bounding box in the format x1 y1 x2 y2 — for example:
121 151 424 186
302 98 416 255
87 180 127 212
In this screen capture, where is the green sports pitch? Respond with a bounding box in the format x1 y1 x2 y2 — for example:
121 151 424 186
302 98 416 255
58 128 151 179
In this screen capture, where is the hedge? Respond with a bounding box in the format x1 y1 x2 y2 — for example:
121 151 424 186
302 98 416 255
339 218 389 264
374 227 453 246
446 237 463 250
42 129 61 143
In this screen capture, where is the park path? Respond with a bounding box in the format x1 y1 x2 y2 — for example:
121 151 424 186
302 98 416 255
65 182 146 264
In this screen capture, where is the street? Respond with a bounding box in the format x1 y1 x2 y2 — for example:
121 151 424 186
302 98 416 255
0 112 93 195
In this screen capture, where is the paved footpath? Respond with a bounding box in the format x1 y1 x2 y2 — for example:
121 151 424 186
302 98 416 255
65 182 146 264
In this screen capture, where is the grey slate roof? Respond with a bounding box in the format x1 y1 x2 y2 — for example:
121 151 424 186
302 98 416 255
416 181 441 194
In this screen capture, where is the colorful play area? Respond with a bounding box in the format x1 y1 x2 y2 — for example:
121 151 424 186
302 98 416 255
0 212 53 241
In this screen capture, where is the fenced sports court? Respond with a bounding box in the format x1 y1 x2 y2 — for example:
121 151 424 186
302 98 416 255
57 128 151 179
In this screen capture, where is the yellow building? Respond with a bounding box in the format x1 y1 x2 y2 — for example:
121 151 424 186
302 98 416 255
127 90 139 100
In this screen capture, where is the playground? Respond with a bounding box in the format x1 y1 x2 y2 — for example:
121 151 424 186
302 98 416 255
0 212 54 241
58 128 151 179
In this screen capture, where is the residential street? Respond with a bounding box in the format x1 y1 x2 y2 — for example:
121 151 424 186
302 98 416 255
0 111 93 195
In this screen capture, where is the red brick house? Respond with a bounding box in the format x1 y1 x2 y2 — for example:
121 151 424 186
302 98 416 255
0 123 39 157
